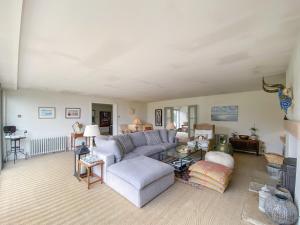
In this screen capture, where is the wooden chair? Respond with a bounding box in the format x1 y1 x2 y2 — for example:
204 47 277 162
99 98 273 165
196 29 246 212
192 123 216 151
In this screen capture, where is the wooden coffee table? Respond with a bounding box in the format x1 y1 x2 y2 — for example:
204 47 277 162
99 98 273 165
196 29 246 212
78 159 104 189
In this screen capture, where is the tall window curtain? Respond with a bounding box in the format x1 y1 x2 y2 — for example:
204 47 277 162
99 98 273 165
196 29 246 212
164 107 174 128
173 109 180 129
0 86 3 170
188 105 197 137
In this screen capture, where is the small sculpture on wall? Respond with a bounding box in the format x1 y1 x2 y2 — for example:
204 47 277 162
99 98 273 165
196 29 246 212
262 77 293 120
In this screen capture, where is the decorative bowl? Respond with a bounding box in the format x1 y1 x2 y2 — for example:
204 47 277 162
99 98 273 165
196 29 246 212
239 135 249 140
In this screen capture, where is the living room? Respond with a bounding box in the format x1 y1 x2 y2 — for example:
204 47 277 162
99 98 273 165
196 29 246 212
1 1 300 225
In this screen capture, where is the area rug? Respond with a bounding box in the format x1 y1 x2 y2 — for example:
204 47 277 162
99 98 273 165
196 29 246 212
175 170 203 190
241 192 275 225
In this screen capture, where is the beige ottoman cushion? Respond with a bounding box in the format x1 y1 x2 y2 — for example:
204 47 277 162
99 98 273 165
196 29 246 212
205 151 234 169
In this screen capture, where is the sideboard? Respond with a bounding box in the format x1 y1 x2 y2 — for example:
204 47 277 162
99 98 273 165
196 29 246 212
229 138 260 156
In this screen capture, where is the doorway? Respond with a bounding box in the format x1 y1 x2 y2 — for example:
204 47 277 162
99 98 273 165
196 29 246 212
92 103 113 135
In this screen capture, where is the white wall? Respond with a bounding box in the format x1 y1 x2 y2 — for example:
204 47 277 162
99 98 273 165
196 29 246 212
286 35 300 223
4 89 147 152
147 90 284 154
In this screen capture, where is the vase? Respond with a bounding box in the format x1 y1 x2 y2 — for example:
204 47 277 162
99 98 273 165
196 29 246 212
264 194 299 225
250 135 257 140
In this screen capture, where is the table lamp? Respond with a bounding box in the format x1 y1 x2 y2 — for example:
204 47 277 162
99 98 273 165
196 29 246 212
132 117 142 132
166 122 176 130
84 125 100 153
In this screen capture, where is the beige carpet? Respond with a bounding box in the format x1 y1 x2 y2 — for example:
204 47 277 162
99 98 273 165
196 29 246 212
0 152 272 225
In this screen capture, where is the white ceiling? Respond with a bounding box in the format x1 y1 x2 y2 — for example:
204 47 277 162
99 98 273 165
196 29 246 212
1 0 300 102
0 0 23 89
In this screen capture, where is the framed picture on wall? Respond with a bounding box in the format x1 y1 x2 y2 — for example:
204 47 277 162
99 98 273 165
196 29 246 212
100 111 111 127
155 109 162 126
38 107 56 119
65 108 81 119
211 105 238 121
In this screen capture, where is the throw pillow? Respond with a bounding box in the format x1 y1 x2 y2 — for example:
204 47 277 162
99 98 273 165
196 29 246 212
94 135 110 147
168 130 177 143
195 129 213 139
113 134 135 154
129 132 147 147
159 129 169 143
144 130 163 145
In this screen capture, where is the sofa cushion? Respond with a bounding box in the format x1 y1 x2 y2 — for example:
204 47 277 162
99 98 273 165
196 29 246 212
128 132 147 147
107 156 174 189
161 142 177 150
95 138 124 162
113 134 135 154
94 135 110 147
168 130 177 143
133 145 164 157
144 130 162 145
159 129 169 143
123 152 140 160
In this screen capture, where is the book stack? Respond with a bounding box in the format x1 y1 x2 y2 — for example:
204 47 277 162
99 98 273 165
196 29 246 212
81 155 99 165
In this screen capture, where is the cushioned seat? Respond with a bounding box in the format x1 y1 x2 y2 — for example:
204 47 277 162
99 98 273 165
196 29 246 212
189 160 233 193
106 156 175 207
133 145 164 156
161 142 177 150
123 152 140 160
205 151 234 169
108 156 174 189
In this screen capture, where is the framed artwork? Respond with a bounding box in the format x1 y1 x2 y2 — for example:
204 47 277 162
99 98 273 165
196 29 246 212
100 111 111 127
155 109 162 126
65 108 81 119
211 105 238 121
38 107 56 119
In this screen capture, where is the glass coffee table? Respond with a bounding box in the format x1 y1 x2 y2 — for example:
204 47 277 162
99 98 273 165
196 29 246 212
157 144 204 173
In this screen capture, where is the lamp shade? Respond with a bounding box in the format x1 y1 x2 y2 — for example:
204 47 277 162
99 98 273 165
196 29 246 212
84 125 100 137
132 117 142 125
166 122 176 130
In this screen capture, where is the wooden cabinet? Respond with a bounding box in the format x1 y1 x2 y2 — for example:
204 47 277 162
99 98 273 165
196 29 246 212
229 138 260 156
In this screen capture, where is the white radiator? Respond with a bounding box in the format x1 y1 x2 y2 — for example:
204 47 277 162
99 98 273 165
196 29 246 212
30 136 68 156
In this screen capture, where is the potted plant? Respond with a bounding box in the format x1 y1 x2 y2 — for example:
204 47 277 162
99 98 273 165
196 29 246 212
250 126 258 140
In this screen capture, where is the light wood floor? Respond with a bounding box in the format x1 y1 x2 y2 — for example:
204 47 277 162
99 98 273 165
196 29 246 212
0 151 272 225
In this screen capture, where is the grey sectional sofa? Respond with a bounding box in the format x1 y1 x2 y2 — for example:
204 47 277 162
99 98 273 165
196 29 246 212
93 129 177 207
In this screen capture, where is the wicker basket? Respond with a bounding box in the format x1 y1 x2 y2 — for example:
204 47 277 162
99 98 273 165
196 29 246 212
264 153 284 166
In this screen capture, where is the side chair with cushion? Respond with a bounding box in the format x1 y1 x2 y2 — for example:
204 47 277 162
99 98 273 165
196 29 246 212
191 123 216 151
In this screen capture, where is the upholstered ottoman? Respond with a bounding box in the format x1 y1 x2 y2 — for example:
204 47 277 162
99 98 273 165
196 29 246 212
106 156 174 208
205 151 234 169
